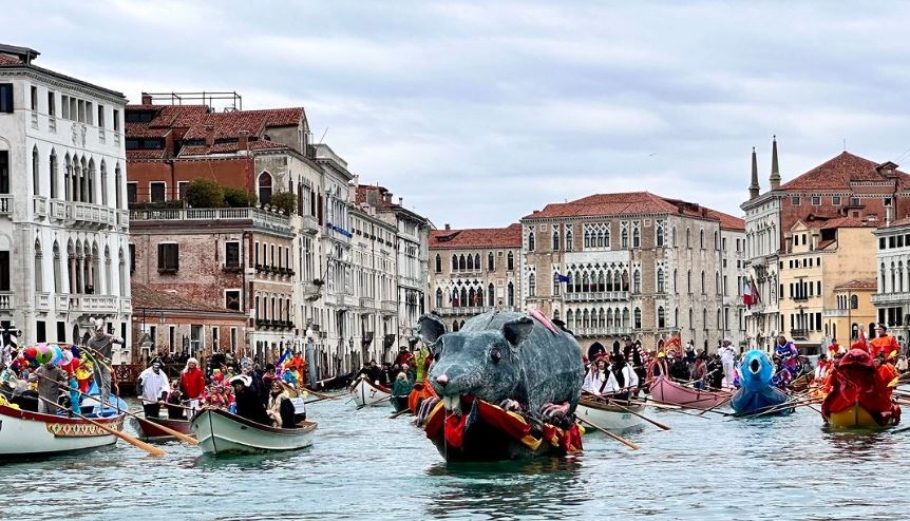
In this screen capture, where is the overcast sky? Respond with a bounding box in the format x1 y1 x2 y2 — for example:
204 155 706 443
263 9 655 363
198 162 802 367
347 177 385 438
7 1 910 228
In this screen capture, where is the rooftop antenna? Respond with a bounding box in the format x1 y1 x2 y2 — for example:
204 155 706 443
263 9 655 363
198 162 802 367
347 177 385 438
319 127 329 144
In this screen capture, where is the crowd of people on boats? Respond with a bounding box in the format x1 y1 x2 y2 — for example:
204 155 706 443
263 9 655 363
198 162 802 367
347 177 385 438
580 324 910 404
352 345 434 402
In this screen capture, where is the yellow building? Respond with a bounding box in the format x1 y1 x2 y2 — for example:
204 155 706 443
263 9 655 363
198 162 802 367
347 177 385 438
824 278 877 346
778 217 877 353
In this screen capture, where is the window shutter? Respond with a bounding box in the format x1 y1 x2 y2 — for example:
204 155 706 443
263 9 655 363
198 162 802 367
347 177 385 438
174 244 179 271
157 244 165 270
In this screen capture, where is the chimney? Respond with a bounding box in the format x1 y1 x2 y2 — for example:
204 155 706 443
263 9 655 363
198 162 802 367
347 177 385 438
769 135 781 191
141 92 152 105
748 147 760 200
205 125 215 146
445 223 451 230
239 130 249 151
398 197 403 206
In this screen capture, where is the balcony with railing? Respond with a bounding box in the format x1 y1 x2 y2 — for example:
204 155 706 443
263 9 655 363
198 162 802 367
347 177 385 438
359 296 375 309
32 196 47 219
0 292 15 310
871 292 910 306
50 199 66 220
35 292 50 312
71 202 117 227
130 207 293 235
301 214 319 235
564 291 630 303
117 210 130 229
121 297 132 313
790 328 809 340
68 295 118 313
0 195 12 216
381 299 397 313
822 309 849 317
573 326 630 337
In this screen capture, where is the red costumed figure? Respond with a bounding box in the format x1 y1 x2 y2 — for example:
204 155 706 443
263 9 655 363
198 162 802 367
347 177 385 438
821 347 900 427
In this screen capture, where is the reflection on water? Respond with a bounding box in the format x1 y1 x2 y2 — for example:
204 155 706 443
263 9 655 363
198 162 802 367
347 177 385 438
2 397 910 520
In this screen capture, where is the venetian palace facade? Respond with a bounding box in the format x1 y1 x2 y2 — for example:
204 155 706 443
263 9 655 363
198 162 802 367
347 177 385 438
743 137 910 352
429 193 747 354
0 44 131 360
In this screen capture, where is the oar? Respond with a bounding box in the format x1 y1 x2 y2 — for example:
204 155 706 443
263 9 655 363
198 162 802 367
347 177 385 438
302 387 340 401
389 408 412 419
36 395 165 457
577 417 640 450
748 398 821 419
607 400 671 431
698 395 732 416
357 395 391 410
36 373 197 446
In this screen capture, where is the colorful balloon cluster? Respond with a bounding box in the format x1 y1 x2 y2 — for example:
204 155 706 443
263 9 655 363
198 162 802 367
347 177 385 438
21 343 78 368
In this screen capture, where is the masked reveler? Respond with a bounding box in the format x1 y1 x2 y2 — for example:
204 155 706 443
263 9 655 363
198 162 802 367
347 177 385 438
774 335 800 380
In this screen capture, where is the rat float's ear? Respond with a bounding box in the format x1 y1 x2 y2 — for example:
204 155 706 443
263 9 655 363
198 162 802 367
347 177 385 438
418 314 447 346
502 317 534 349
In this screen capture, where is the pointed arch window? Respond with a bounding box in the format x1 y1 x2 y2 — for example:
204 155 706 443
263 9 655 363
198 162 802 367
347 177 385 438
657 306 666 328
700 229 705 249
49 149 58 199
566 229 573 252
633 270 641 293
459 254 466 271
632 226 640 248
115 163 122 209
528 230 535 252
674 307 679 328
100 160 108 205
467 254 474 271
622 308 630 328
566 309 574 330
118 248 126 296
507 282 515 307
34 240 43 292
487 252 494 271
488 283 495 306
452 255 458 271
701 270 706 294
657 268 665 293
598 308 606 328
553 272 561 296
53 241 62 293
474 254 480 270
552 229 560 251
434 254 441 273
435 288 443 308
529 273 536 297
634 307 642 329
32 146 39 196
507 251 514 271
258 172 273 204
460 287 468 308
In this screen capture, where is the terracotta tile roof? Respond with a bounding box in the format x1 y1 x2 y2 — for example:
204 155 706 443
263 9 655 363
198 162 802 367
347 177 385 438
132 283 245 315
125 121 171 138
430 223 522 249
178 138 288 157
126 149 168 161
780 151 910 191
182 108 304 141
834 278 877 291
884 217 910 228
0 55 21 65
523 191 744 230
820 216 870 230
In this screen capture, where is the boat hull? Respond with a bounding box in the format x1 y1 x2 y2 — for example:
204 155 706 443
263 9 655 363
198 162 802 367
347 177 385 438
730 387 791 416
190 408 316 455
0 403 124 460
648 375 732 410
825 402 899 429
350 377 392 407
576 398 646 432
131 415 193 442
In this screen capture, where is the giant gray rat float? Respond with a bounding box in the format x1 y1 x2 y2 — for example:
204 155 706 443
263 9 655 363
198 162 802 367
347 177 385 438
417 310 584 461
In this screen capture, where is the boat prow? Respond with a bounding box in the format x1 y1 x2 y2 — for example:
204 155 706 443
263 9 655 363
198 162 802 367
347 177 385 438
576 396 646 432
349 376 392 408
190 408 316 455
0 403 125 460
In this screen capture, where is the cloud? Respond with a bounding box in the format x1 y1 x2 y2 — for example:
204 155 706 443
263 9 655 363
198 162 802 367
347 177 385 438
6 0 910 229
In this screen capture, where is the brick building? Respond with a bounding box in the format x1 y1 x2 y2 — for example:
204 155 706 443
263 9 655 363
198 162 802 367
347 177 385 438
131 283 247 363
743 138 910 350
521 192 744 354
0 43 131 359
129 206 296 362
428 223 523 331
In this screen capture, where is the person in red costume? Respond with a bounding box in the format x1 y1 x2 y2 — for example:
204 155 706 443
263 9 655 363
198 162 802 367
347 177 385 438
870 324 900 360
822 347 898 426
180 357 206 416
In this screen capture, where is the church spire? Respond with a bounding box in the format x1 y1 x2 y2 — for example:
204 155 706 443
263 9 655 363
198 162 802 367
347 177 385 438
749 146 760 200
770 135 781 191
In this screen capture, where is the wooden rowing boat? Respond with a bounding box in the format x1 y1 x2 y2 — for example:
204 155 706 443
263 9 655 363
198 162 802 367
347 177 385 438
0 402 125 460
648 375 733 410
350 376 392 407
825 401 899 429
576 397 646 432
190 407 317 455
131 415 193 442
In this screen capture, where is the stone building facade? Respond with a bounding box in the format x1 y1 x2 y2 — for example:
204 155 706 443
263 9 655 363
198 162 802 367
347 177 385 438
521 192 744 354
0 44 131 360
872 218 910 349
743 138 910 350
427 224 523 331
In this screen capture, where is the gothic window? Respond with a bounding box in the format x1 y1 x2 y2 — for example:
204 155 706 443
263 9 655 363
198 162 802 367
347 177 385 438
507 251 514 271
258 171 273 204
488 252 494 271
552 227 560 251
435 254 441 273
488 283 495 306
435 288 442 308
606 309 614 328
467 254 474 271
528 230 535 251
686 228 691 248
100 160 108 205
675 307 679 328
34 240 43 292
566 229 573 252
632 221 641 248
475 254 480 269
621 221 629 249
508 282 515 307
459 254 466 271
673 269 678 292
50 149 58 199
622 308 630 328
597 271 605 292
655 219 665 247
115 163 123 209
700 229 705 249
633 270 641 293
460 287 468 307
32 146 39 196
566 310 574 330
687 270 692 293
552 272 561 296
701 270 706 293
658 306 666 328
634 307 642 329
657 268 665 293
529 273 536 297
53 241 61 293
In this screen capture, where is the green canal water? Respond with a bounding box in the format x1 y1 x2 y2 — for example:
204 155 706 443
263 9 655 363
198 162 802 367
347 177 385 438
1 395 909 521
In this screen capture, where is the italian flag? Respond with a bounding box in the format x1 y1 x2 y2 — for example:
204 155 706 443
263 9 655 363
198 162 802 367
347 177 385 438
743 278 755 307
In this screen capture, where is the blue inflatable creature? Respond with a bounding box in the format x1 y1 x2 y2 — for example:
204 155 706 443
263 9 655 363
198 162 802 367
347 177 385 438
730 350 791 416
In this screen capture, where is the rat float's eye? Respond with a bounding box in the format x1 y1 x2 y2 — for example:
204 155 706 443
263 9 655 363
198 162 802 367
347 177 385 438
491 348 502 363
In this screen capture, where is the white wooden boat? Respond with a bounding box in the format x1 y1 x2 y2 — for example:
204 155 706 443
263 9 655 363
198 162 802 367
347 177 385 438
349 376 392 407
576 397 647 432
0 402 125 460
190 407 317 455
